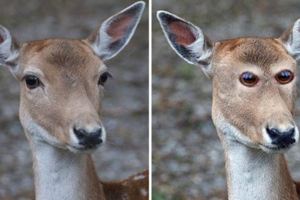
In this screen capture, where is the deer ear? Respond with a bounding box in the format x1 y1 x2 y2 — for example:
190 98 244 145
157 11 213 75
280 18 300 60
0 25 19 70
88 1 145 61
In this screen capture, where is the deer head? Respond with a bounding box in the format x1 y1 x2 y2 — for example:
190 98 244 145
0 1 145 153
158 11 300 152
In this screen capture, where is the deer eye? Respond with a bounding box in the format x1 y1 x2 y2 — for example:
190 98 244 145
239 71 259 87
98 72 112 86
275 70 294 84
24 75 42 89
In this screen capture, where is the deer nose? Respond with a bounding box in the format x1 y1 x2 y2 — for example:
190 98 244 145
266 126 295 148
73 127 103 148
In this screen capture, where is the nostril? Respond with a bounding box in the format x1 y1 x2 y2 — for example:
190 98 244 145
92 128 102 138
266 127 281 139
266 127 295 138
73 128 87 140
90 128 103 144
287 128 295 136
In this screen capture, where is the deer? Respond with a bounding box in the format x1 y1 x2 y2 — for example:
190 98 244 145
157 10 300 200
0 1 148 200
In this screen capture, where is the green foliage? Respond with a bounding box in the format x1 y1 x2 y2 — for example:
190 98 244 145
152 190 167 200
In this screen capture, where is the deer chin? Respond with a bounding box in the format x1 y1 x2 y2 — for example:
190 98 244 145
20 114 67 149
213 114 260 149
66 144 102 154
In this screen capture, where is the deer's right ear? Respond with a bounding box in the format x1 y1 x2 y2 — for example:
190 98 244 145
157 11 213 75
0 26 19 70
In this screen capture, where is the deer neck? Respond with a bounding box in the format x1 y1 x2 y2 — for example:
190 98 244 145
29 136 105 200
218 130 297 200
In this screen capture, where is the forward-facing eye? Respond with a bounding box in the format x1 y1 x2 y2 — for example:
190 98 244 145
24 75 42 89
275 70 294 84
98 72 112 86
239 71 259 87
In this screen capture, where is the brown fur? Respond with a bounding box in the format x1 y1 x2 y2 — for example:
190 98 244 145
215 38 286 68
209 38 299 200
46 41 88 67
103 170 149 200
1 2 146 199
294 181 300 197
15 38 148 200
212 38 297 144
158 11 300 199
18 39 102 144
212 37 299 200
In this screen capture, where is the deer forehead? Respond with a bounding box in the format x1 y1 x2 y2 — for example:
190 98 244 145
213 38 295 73
19 39 104 81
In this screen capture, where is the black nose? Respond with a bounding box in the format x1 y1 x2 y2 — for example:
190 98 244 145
73 127 103 148
266 127 295 148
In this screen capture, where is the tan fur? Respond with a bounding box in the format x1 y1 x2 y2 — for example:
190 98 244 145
211 38 299 199
212 38 297 144
15 38 148 200
18 39 102 145
18 39 102 144
158 11 300 199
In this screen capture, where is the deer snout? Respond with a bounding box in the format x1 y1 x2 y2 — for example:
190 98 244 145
70 123 106 151
266 127 295 147
73 127 104 148
263 123 299 150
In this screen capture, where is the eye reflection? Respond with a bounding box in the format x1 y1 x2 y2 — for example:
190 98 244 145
275 70 294 84
24 75 42 89
239 71 259 87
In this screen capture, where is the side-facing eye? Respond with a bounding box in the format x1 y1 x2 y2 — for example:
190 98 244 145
239 71 259 87
98 72 112 86
23 75 42 89
275 70 294 84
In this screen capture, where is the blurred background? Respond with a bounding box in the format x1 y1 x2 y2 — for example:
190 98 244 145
0 0 148 199
153 0 300 199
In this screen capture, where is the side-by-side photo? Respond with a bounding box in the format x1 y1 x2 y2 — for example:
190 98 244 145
153 0 300 200
0 1 148 199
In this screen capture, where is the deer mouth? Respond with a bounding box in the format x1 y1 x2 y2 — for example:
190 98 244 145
67 143 103 153
260 143 295 153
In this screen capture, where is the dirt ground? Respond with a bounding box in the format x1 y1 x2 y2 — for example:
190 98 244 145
152 0 300 199
0 0 148 199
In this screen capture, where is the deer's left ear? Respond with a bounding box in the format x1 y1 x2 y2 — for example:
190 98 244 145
87 1 145 61
280 18 300 60
0 25 19 69
157 11 214 76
